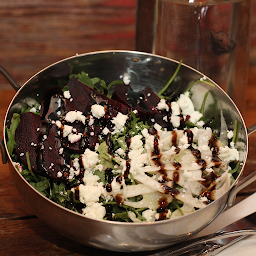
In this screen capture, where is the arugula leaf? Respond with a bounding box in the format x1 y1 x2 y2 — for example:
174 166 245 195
6 113 20 156
50 182 68 206
157 60 182 99
97 141 114 170
30 179 51 197
70 71 95 89
70 72 123 98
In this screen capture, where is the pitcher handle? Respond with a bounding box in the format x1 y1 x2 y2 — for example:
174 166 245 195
0 136 8 164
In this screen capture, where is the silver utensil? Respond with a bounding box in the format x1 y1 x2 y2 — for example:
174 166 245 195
150 228 256 256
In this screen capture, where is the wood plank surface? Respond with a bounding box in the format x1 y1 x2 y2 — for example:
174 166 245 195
0 0 137 90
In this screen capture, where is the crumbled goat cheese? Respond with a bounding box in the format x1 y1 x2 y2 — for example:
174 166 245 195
130 135 143 150
142 209 156 222
156 99 169 111
88 116 94 126
102 127 110 135
65 111 86 124
91 104 105 119
219 146 239 162
227 130 234 139
121 73 131 85
78 184 102 204
55 120 62 128
73 158 80 169
82 148 99 169
83 202 106 220
83 170 100 186
177 92 194 116
63 90 71 99
171 102 180 116
171 115 180 128
57 171 63 178
111 112 128 134
30 107 37 113
63 125 73 137
116 148 125 156
190 111 203 124
68 133 82 143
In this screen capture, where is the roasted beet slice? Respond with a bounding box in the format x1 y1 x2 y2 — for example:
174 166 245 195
39 125 70 180
112 83 131 106
141 86 160 111
66 77 131 116
40 87 65 121
64 135 100 154
66 77 96 113
112 84 159 118
14 112 42 172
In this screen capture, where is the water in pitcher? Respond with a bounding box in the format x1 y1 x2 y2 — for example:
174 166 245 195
136 0 251 113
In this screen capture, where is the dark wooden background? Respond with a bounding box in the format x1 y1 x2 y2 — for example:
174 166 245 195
1 0 256 89
1 0 256 255
0 0 137 89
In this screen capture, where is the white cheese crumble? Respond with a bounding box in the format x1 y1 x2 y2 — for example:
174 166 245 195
30 107 37 113
68 133 82 143
82 148 99 169
91 104 105 119
111 112 128 134
63 90 71 99
83 202 106 220
63 125 73 137
78 184 102 204
227 130 234 139
156 99 169 111
120 73 131 85
102 127 110 135
65 111 86 124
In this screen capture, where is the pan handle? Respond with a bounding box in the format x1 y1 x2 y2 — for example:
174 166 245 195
0 64 20 164
227 170 256 207
247 123 256 136
0 136 8 164
0 64 21 91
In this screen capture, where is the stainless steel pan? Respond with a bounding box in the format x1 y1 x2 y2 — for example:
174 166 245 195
1 50 256 252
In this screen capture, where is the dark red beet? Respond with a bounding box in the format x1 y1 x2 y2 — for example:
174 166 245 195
41 125 70 180
112 83 131 106
141 86 160 114
66 77 130 116
40 87 64 120
14 112 42 172
112 84 160 120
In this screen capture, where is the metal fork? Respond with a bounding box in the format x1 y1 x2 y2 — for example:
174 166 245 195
150 228 256 256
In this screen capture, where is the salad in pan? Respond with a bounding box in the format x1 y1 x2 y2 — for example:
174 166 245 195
6 62 240 222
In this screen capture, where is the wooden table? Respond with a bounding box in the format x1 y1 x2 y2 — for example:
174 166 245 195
0 65 255 255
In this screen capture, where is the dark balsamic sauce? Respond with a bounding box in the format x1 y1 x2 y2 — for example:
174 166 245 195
188 144 207 170
200 171 220 202
185 129 193 144
106 133 114 155
162 185 180 196
115 194 123 207
171 130 178 147
173 171 180 183
209 134 222 167
124 135 132 178
156 197 170 220
173 162 181 170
